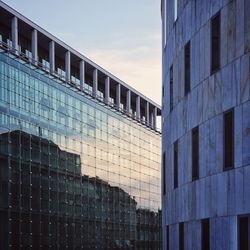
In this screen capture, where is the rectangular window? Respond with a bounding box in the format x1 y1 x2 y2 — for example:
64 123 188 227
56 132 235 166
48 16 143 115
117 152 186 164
211 11 221 73
163 152 166 195
184 41 191 95
179 222 184 250
174 0 178 22
223 109 234 170
201 219 210 250
239 215 249 250
166 225 170 250
174 140 178 189
192 126 199 180
170 65 173 112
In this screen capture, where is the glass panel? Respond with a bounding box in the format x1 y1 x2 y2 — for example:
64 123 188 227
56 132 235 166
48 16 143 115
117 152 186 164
0 51 161 249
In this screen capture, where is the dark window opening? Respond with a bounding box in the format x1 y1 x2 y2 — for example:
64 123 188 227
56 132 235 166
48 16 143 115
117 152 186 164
239 215 249 250
192 126 199 181
184 41 191 95
224 109 234 170
211 12 221 73
179 222 184 250
174 141 178 189
170 65 173 112
166 225 170 250
163 152 166 195
201 219 210 250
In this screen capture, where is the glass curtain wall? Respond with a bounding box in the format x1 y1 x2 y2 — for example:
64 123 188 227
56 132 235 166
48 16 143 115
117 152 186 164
0 49 161 250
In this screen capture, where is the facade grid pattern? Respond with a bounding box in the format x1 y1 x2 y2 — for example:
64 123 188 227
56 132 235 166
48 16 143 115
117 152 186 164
0 46 161 249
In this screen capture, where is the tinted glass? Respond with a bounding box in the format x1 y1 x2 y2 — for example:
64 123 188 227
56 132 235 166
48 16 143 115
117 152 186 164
0 50 162 249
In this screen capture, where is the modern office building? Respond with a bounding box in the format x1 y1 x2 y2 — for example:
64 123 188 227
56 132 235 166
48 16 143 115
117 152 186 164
0 2 162 249
162 0 250 249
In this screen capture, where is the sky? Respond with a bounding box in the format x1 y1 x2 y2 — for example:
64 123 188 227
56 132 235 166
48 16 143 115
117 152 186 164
2 0 162 105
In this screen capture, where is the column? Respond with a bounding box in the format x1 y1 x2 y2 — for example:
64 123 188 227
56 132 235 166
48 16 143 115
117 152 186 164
136 96 141 120
126 90 131 115
11 16 18 54
116 83 121 109
32 29 38 65
153 106 157 129
150 110 154 128
104 76 110 104
92 69 98 98
65 51 71 82
49 41 55 73
80 60 85 91
145 102 150 125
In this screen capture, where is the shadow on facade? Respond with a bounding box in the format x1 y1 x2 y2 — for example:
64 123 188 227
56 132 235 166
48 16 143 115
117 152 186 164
0 130 161 250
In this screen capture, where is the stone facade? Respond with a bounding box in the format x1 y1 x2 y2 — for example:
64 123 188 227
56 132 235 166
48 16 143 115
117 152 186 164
162 0 250 249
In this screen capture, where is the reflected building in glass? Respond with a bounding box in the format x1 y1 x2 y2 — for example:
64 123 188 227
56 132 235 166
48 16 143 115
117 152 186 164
0 2 162 250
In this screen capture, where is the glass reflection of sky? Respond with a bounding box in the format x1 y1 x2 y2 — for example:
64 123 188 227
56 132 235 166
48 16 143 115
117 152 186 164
0 53 161 212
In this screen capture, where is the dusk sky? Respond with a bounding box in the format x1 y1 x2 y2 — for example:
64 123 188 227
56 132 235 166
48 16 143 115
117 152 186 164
3 0 162 105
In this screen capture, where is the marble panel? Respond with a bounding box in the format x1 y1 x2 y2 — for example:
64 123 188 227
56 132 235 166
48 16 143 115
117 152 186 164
240 53 250 103
209 118 217 175
234 105 242 168
236 0 245 58
214 70 223 115
221 6 228 67
215 115 223 172
227 0 236 63
244 0 250 52
243 165 250 211
242 101 250 165
235 167 244 213
227 170 236 215
216 172 228 216
207 75 216 120
229 216 238 250
222 63 233 111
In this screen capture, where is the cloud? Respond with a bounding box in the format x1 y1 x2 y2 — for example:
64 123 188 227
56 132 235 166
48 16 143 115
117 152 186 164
58 29 162 105
77 32 162 104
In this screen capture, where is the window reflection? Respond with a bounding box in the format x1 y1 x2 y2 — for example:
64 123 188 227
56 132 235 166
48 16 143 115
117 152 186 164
0 52 161 249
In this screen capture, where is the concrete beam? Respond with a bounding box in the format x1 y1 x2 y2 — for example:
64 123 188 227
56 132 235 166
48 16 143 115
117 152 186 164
126 90 131 115
116 83 121 109
80 60 85 91
105 76 110 104
32 29 38 65
93 69 98 97
11 16 18 54
136 96 141 120
65 51 71 82
49 41 55 73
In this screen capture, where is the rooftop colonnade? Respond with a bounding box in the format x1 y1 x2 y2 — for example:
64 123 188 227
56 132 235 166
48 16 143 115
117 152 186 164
0 1 161 132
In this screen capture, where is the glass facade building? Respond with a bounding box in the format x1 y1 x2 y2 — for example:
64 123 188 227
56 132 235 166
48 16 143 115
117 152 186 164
0 3 162 250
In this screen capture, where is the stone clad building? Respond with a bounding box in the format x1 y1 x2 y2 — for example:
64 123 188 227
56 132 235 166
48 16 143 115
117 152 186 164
162 0 250 249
